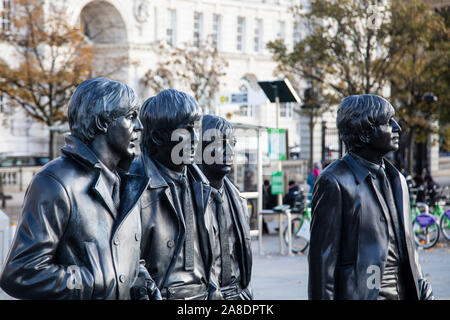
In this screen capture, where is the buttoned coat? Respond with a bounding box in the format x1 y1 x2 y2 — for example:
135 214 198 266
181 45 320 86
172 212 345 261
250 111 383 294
308 153 429 300
130 154 217 292
0 136 149 299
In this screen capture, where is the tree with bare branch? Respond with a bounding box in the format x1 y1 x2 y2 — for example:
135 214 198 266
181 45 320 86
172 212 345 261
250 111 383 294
0 0 94 159
268 0 449 173
141 37 228 114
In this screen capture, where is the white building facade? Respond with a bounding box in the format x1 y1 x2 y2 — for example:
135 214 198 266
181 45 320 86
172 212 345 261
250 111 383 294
0 0 335 170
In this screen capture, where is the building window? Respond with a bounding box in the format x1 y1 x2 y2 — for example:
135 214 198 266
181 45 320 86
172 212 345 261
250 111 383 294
167 9 176 46
1 0 12 33
237 17 245 52
239 105 254 118
0 92 11 114
238 83 253 117
194 12 203 48
280 102 294 118
277 20 285 39
0 92 5 113
293 20 301 45
212 14 222 50
254 19 262 53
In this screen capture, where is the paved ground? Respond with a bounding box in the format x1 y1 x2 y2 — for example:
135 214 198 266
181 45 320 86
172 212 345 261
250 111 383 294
4 233 447 300
0 195 449 300
251 233 450 300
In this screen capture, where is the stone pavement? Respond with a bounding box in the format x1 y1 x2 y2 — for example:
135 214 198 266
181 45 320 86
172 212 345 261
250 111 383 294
0 214 449 300
251 233 450 300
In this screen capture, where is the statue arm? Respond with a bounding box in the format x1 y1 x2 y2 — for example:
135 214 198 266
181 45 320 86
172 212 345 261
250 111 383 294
130 260 162 300
0 173 95 299
207 274 223 300
308 172 343 300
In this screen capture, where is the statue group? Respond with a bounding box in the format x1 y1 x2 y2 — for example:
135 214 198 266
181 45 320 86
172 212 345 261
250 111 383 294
0 78 433 300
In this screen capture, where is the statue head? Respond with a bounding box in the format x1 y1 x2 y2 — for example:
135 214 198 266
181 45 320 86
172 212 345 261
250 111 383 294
68 77 142 162
199 114 236 180
337 94 401 156
140 89 202 170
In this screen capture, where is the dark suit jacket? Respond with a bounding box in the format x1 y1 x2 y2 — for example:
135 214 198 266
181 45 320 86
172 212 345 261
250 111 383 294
220 177 253 293
308 153 430 300
0 136 149 299
129 154 218 293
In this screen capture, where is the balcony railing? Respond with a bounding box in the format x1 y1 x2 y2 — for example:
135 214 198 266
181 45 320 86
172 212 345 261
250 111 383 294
0 166 40 193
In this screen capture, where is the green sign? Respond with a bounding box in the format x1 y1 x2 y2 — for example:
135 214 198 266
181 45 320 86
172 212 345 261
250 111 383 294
268 128 287 161
271 171 284 195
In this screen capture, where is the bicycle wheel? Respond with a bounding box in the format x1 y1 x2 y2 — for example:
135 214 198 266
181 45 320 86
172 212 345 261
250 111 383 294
283 217 310 253
439 210 450 241
413 214 440 249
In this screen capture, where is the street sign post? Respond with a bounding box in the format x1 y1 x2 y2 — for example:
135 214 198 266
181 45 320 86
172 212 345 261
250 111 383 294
218 92 248 105
257 78 300 203
257 79 300 256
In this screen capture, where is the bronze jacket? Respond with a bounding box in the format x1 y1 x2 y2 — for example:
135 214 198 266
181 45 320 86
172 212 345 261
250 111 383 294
308 153 432 300
130 154 218 296
0 136 149 299
219 177 253 294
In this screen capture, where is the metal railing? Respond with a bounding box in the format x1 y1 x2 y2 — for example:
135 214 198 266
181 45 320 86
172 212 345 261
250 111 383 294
0 166 40 193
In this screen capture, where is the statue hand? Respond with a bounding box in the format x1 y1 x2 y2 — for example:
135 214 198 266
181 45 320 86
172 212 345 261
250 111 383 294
418 278 435 300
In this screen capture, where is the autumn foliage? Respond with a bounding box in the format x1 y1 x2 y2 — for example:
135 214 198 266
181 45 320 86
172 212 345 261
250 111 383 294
0 0 94 158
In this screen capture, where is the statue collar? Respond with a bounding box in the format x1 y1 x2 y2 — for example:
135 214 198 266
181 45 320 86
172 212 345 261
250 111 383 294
133 152 210 190
153 158 188 185
61 134 103 170
344 153 397 185
349 152 385 179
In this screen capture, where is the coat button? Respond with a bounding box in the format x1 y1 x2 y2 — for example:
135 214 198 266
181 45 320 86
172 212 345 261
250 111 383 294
135 233 140 241
114 238 120 246
119 275 126 283
167 240 175 248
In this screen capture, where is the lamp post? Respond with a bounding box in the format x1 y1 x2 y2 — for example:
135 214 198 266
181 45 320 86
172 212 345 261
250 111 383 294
257 79 301 206
258 79 300 255
301 87 321 173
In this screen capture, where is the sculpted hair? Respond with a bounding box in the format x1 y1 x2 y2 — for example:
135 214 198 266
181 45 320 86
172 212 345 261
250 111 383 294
201 114 234 146
68 78 140 143
140 89 202 154
337 94 395 152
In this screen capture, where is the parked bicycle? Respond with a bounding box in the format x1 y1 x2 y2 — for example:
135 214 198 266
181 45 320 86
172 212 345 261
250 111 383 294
429 186 450 241
440 208 450 241
282 188 311 254
409 186 439 249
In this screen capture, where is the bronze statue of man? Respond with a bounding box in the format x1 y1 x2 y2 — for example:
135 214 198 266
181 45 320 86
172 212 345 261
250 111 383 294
0 78 160 300
197 115 253 300
130 89 221 300
308 94 434 300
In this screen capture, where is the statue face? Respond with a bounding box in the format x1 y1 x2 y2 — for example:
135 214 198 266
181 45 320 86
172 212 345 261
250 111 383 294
171 118 201 165
154 117 201 170
368 117 401 155
105 108 142 161
202 133 236 177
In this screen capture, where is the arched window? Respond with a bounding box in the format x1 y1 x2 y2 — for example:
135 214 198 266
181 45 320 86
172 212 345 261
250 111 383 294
79 1 127 44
